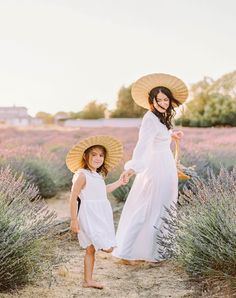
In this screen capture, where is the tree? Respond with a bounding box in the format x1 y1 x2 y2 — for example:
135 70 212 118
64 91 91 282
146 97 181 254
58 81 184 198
111 85 146 118
36 111 54 124
176 71 236 127
68 111 81 119
79 100 107 119
177 92 236 127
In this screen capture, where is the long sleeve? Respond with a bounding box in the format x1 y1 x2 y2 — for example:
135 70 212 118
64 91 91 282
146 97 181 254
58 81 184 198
124 112 157 173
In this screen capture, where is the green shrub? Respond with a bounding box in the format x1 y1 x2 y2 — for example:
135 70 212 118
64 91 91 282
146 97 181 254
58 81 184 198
51 162 73 190
48 149 73 190
0 167 56 291
4 158 57 198
22 159 57 198
112 178 134 202
105 167 134 202
182 151 235 179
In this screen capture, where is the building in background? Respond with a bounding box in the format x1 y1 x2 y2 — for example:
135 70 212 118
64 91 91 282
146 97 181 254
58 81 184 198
64 118 142 128
0 106 42 126
54 112 69 126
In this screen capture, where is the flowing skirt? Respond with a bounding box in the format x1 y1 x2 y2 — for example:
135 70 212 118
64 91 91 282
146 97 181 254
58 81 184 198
112 149 178 261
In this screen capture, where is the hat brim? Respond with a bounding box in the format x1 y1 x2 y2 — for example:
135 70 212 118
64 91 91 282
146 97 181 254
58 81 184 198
66 135 123 173
131 73 188 109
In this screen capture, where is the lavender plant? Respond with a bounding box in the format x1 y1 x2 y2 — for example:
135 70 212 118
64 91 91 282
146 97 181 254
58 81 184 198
157 167 236 295
0 167 57 291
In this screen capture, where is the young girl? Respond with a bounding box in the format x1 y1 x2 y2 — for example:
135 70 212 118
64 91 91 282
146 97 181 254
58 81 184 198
66 135 127 289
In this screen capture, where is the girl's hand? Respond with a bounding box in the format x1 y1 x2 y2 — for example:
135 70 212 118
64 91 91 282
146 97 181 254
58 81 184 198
171 130 184 141
70 219 80 233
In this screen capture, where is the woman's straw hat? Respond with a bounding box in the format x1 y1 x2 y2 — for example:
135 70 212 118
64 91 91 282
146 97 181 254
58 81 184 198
66 135 123 173
131 73 188 109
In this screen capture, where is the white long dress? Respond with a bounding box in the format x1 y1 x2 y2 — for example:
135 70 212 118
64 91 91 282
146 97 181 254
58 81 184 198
72 169 116 251
112 111 178 262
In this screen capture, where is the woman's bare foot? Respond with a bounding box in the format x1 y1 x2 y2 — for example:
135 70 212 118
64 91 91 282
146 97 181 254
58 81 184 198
101 248 113 253
83 281 104 289
118 259 144 266
145 260 164 267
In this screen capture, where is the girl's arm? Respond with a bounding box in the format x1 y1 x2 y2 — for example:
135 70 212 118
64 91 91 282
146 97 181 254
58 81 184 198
106 180 121 193
106 173 129 193
69 172 86 233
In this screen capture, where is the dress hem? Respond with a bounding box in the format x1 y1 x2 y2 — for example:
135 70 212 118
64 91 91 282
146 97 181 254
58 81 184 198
112 252 161 262
80 243 117 252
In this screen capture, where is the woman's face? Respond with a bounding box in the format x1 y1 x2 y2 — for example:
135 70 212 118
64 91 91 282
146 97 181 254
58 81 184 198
87 147 105 171
153 91 170 113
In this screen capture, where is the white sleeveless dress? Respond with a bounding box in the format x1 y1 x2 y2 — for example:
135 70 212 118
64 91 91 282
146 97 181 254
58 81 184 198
72 169 116 251
112 111 178 262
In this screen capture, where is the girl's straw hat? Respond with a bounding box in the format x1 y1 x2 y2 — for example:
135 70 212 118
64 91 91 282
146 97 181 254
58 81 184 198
131 73 188 109
66 135 123 173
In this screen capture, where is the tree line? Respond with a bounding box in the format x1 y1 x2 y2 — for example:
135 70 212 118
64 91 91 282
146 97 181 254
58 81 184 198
37 70 236 127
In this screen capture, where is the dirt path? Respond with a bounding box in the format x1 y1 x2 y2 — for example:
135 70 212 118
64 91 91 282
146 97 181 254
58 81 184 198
0 192 195 298
1 242 194 298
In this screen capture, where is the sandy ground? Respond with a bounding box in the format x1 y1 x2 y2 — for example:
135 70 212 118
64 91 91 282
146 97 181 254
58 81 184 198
0 192 196 298
0 241 195 298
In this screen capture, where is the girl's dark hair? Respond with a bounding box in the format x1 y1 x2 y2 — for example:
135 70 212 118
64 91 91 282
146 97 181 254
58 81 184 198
82 145 108 177
148 86 180 129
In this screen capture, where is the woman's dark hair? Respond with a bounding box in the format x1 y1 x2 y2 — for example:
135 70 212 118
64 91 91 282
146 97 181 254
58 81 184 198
82 145 108 177
148 86 180 129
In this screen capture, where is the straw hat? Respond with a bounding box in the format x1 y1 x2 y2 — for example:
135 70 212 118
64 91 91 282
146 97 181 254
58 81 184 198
66 135 123 173
131 73 188 109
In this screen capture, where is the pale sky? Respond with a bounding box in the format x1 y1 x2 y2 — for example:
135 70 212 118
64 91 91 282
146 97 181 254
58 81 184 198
0 0 235 116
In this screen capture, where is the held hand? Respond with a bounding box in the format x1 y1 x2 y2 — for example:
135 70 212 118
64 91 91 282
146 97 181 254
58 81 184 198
126 169 135 178
70 219 80 233
171 130 184 141
119 171 129 185
121 169 135 182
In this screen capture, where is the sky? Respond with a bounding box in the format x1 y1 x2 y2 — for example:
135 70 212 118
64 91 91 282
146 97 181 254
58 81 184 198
0 0 235 116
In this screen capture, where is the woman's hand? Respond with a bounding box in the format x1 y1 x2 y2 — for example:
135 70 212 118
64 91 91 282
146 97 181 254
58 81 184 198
171 130 184 141
119 168 135 185
70 219 80 233
119 172 129 185
120 169 135 184
126 169 135 177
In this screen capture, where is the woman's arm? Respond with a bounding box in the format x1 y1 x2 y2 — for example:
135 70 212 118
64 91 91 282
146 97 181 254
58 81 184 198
69 172 86 233
124 113 157 173
171 130 184 142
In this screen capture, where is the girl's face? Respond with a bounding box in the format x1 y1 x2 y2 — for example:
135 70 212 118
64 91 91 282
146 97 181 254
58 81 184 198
87 147 105 171
153 91 170 113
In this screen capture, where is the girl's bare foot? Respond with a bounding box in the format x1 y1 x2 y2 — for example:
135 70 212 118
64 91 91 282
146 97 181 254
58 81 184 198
83 281 104 289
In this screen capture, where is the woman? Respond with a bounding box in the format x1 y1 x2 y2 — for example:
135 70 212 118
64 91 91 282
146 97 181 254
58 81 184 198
112 73 188 263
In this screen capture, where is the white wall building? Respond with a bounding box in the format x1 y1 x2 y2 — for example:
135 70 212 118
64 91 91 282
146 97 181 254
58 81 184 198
0 106 42 126
64 118 142 128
